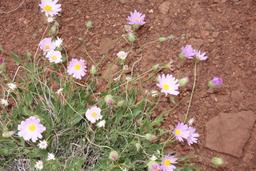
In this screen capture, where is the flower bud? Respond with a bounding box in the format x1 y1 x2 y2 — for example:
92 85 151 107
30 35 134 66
178 77 189 87
152 64 160 71
109 150 119 161
211 157 224 166
145 133 157 142
208 77 223 88
2 130 15 138
90 65 97 75
104 95 114 106
135 143 141 151
159 37 167 42
127 32 136 43
86 20 93 29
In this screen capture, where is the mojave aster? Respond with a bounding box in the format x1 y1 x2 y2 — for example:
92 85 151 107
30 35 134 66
18 116 46 142
67 58 87 80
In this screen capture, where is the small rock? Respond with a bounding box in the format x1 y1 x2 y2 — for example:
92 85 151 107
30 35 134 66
159 1 171 14
205 111 256 157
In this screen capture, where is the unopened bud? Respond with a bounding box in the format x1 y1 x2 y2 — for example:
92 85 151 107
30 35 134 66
211 157 224 166
127 32 136 43
90 65 97 75
86 20 93 29
2 130 15 138
104 95 114 106
109 150 119 161
178 77 189 87
152 64 160 71
145 133 157 142
159 37 167 42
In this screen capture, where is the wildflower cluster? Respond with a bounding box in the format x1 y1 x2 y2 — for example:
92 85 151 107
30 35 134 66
0 1 223 171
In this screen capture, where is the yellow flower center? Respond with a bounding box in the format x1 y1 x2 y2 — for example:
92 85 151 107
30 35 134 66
164 159 171 166
51 56 57 60
44 5 52 12
45 44 50 49
175 129 181 136
163 83 170 91
27 124 37 132
91 112 97 119
134 17 141 22
73 64 81 70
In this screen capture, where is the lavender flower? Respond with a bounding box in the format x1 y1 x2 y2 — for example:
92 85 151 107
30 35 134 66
127 10 145 26
161 155 177 171
187 126 199 145
151 163 163 171
208 77 223 88
173 122 189 142
180 45 196 59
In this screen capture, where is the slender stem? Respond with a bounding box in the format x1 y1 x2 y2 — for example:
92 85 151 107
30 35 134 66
184 62 197 122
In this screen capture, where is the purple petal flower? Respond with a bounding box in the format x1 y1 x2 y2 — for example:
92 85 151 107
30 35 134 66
151 163 163 171
187 126 199 145
195 50 208 61
208 77 223 88
127 10 145 25
162 155 177 171
67 58 87 80
212 77 223 86
173 122 189 142
181 45 196 59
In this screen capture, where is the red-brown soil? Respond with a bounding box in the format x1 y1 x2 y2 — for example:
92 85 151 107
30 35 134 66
0 0 256 170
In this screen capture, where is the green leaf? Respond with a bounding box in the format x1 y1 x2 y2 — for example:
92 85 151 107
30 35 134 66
66 157 85 171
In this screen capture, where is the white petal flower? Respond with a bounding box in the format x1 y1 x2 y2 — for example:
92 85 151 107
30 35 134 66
117 51 128 60
35 160 43 170
85 106 102 124
96 120 106 128
39 0 61 17
47 16 54 23
150 155 157 161
47 153 56 160
195 50 208 61
54 37 63 48
0 99 8 106
38 140 48 149
7 83 17 91
157 74 179 96
56 88 63 95
46 50 62 64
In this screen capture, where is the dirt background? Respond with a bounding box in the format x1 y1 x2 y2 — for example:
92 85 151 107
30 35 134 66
0 0 256 170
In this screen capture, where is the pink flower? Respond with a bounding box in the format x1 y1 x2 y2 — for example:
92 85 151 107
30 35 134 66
39 0 61 17
157 74 179 96
195 50 208 61
39 38 56 53
151 163 163 171
46 50 62 63
181 45 196 59
18 116 46 142
173 122 189 142
67 58 86 80
187 126 199 145
161 155 177 171
85 106 102 124
0 56 4 64
127 10 145 25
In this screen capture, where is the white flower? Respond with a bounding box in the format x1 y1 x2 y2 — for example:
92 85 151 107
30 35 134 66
150 155 157 161
54 37 63 48
117 51 128 60
157 74 179 96
0 99 8 106
47 153 56 160
46 50 62 63
195 50 208 61
38 140 48 149
96 120 106 128
39 0 61 17
47 16 54 23
56 88 63 95
85 106 102 123
188 118 195 126
7 83 17 91
35 160 43 170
